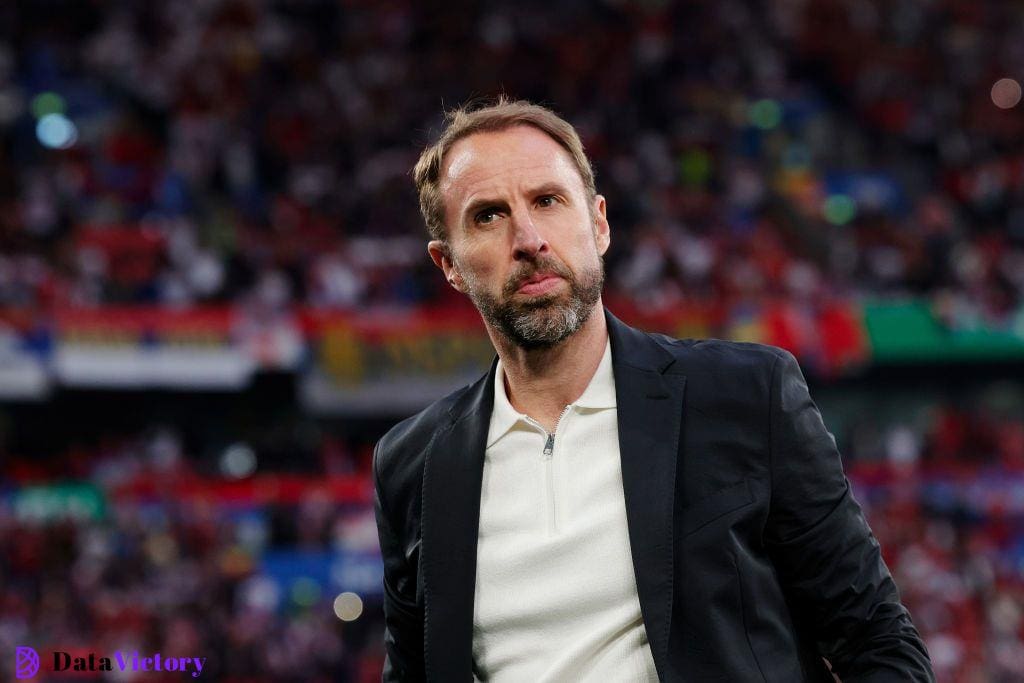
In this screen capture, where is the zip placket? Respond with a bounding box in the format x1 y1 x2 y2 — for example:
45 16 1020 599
540 404 573 458
524 404 572 533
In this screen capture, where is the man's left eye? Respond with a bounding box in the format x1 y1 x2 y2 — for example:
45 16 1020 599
537 195 557 207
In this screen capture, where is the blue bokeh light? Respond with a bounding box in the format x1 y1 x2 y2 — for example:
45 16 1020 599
35 113 78 149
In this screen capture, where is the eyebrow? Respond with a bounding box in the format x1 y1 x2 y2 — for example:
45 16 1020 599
530 182 572 200
462 196 508 224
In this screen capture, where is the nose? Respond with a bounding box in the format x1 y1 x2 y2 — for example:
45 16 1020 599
510 209 548 261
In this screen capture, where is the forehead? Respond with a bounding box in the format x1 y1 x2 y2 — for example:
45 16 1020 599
439 126 583 211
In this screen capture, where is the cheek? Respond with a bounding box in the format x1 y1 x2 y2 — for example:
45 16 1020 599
572 229 604 263
455 246 503 285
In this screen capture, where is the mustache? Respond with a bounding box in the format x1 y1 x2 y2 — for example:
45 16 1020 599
502 257 574 296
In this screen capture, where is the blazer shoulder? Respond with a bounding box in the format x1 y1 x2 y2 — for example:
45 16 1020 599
643 334 804 412
651 333 793 375
373 375 483 494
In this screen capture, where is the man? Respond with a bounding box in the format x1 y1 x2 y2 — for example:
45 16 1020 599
373 98 934 682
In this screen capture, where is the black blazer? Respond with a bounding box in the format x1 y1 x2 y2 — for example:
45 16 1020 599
373 310 934 682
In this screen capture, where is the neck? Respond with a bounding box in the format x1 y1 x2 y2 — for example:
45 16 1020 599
488 302 608 432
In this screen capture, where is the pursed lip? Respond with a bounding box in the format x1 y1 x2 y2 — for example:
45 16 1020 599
515 272 563 295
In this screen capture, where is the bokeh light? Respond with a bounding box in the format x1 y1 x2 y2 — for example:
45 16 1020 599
991 78 1022 109
35 113 77 149
333 592 364 622
748 99 782 130
221 443 257 479
781 143 812 171
823 194 857 225
239 575 280 612
290 577 321 607
680 148 712 186
30 91 66 119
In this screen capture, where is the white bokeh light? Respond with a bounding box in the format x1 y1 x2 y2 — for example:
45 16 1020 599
333 591 364 622
220 442 257 479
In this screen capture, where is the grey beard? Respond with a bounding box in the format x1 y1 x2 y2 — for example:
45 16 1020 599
465 258 604 350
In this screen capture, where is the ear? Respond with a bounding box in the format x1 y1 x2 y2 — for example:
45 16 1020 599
427 240 465 293
592 194 610 256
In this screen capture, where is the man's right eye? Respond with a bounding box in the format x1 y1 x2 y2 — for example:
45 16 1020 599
475 209 500 225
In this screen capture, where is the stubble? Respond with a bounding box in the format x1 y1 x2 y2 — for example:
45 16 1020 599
458 253 604 350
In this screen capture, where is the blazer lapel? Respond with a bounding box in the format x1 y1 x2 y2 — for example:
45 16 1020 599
608 311 686 681
420 364 495 682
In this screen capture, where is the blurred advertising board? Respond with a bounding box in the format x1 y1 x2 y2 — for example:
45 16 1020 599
0 306 302 390
299 306 495 414
0 327 50 399
12 482 106 522
864 301 1024 362
298 299 870 414
1 298 1020 400
53 306 302 389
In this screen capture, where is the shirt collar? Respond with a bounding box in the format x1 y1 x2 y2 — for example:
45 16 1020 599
574 338 616 410
486 338 616 448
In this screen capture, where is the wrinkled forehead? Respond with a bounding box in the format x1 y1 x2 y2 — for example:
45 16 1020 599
439 125 584 202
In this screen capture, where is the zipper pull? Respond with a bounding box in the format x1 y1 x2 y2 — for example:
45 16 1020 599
543 433 554 457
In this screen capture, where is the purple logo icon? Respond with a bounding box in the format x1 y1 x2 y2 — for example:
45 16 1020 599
16 647 40 679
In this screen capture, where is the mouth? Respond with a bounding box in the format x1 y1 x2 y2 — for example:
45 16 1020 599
515 273 563 296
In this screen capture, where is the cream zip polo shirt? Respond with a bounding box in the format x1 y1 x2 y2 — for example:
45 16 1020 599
472 339 659 682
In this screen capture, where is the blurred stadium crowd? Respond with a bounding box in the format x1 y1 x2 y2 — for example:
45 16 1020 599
4 383 1024 681
1 0 1023 324
1 0 1024 681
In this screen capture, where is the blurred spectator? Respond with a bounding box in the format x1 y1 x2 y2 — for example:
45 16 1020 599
0 0 1020 329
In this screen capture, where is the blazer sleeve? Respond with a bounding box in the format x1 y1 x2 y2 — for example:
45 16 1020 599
373 441 426 681
764 350 935 682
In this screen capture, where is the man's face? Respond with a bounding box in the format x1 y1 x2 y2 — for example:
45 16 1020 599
428 126 610 349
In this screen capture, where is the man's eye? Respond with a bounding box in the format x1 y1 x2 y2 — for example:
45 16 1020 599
475 209 500 225
537 195 557 208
